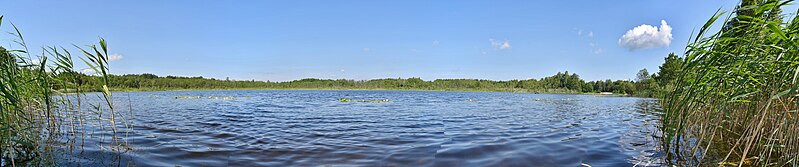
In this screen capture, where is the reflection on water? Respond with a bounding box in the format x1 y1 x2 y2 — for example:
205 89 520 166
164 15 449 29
56 90 665 166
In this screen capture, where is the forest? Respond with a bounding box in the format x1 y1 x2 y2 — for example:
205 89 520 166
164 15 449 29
5 0 798 165
58 54 681 97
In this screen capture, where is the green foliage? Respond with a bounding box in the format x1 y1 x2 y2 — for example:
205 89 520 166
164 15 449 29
0 41 50 165
633 69 660 98
69 71 644 94
1 16 128 166
662 0 799 165
584 79 636 95
654 53 684 86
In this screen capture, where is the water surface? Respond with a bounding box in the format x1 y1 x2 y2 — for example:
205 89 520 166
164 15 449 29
62 90 665 166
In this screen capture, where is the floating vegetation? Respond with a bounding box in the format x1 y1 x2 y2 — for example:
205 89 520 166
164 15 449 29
175 96 236 100
338 98 391 103
209 96 236 100
175 95 202 99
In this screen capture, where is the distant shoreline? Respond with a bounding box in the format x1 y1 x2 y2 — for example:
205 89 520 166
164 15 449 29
97 87 631 96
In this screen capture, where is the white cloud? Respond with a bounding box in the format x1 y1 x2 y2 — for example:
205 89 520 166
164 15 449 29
500 42 511 49
588 42 603 55
108 54 123 61
489 38 511 49
433 40 440 45
362 48 370 52
619 20 673 50
81 68 97 75
577 29 602 55
30 58 41 65
576 29 592 37
593 48 604 54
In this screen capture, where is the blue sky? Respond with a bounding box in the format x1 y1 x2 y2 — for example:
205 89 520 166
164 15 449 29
0 1 759 81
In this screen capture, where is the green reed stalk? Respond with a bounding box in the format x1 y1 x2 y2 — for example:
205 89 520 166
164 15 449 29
662 0 799 166
0 15 130 166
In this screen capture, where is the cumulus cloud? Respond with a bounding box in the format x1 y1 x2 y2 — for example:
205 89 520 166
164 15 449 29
489 38 511 49
108 54 123 61
619 20 673 50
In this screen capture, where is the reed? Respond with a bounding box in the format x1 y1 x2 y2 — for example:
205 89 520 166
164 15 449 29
0 15 129 166
661 0 799 166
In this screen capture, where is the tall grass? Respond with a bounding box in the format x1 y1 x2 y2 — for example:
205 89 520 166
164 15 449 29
0 15 129 166
662 0 799 166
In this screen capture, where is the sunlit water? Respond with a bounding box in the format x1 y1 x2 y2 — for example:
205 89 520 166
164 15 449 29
57 90 665 166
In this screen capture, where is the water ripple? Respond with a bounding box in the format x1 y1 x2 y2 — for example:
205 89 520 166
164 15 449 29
59 90 665 166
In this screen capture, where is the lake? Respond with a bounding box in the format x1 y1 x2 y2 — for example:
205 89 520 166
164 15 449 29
58 90 665 166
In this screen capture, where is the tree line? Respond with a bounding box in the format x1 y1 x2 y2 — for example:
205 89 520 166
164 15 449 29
56 52 683 97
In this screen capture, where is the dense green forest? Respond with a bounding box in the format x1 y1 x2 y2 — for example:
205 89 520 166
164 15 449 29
57 53 681 97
